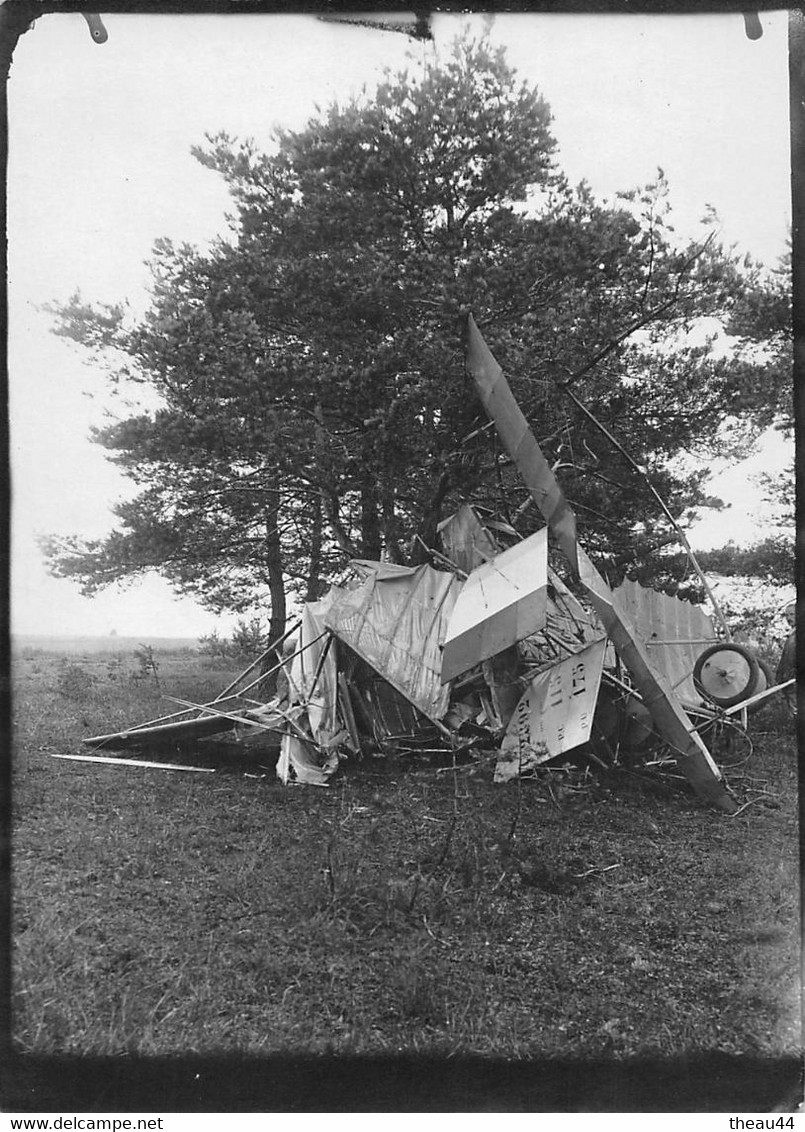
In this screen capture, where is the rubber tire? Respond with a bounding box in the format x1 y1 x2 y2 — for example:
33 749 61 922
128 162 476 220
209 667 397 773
747 658 774 715
693 643 760 709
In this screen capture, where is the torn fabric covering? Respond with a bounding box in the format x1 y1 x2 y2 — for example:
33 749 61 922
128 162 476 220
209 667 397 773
495 639 607 782
441 528 549 683
277 732 339 787
324 562 461 722
612 579 719 704
288 588 342 745
437 503 500 574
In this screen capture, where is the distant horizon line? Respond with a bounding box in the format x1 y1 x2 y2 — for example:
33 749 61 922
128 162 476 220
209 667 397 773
13 631 203 641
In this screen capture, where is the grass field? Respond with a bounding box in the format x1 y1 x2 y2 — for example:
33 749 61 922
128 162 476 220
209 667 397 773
9 641 802 1108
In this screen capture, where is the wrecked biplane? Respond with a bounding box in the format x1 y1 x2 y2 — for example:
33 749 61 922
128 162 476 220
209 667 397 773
81 316 792 810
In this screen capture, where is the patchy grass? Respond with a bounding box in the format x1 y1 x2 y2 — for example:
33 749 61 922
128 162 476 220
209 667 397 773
11 645 801 1063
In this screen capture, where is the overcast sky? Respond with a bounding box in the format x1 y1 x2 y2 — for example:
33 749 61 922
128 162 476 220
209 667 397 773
8 9 793 638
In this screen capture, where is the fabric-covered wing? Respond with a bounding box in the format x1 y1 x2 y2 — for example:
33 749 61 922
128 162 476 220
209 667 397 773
612 580 718 704
325 563 461 722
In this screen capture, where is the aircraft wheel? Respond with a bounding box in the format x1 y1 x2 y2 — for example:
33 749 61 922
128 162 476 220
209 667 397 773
693 644 760 709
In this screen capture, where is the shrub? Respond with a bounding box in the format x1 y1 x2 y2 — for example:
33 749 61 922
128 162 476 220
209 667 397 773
56 662 97 699
230 618 269 658
197 629 228 661
198 619 269 662
131 645 160 687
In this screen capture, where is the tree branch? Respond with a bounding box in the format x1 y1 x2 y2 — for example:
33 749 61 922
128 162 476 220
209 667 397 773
557 380 731 637
558 232 716 390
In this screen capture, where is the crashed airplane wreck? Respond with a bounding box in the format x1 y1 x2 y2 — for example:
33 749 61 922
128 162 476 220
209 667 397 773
81 316 792 813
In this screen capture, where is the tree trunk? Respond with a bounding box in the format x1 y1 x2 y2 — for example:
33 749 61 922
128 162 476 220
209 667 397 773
410 470 452 565
261 490 287 689
323 488 358 557
381 483 405 564
305 493 325 601
313 403 359 563
360 476 382 560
